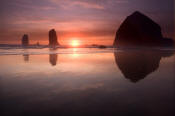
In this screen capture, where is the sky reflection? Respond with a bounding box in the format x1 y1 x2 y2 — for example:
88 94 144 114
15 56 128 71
0 49 175 116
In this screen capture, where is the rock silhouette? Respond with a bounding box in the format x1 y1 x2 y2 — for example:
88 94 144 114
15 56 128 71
113 11 174 47
49 54 57 66
114 51 174 83
49 29 59 46
21 34 29 46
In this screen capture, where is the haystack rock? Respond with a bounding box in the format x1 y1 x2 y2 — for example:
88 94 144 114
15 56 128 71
113 11 174 47
21 34 29 46
49 29 59 46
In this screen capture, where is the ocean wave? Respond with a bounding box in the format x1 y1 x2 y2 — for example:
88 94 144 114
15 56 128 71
0 46 174 55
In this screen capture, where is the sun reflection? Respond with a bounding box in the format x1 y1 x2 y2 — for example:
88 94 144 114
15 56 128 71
72 48 79 58
73 48 77 52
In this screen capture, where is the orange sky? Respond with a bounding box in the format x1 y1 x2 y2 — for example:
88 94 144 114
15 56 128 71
0 0 174 45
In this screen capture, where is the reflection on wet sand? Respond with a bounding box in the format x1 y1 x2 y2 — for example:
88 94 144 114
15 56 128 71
114 50 174 83
0 49 174 116
49 54 58 66
23 54 29 62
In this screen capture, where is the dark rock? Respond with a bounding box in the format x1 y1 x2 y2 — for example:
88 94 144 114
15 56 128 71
161 38 174 47
98 45 107 49
49 29 59 46
21 34 29 46
113 11 174 47
36 42 40 46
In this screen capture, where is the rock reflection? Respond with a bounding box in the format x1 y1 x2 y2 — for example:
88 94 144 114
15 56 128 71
23 54 29 62
114 50 174 83
49 54 58 66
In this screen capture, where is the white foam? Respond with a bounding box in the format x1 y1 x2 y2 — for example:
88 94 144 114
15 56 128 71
0 45 174 55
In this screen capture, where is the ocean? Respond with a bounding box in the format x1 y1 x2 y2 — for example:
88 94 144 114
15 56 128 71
0 47 175 116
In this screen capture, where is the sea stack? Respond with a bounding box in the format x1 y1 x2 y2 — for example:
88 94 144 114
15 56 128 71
49 29 59 46
113 11 174 47
21 34 29 46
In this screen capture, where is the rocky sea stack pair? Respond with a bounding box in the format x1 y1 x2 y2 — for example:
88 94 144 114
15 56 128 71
21 29 59 46
113 11 174 47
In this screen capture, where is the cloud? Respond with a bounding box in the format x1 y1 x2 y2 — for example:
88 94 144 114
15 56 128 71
72 1 104 9
114 0 129 4
9 0 57 11
50 0 104 10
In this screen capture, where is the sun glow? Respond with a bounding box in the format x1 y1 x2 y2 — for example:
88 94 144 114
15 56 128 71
71 40 80 47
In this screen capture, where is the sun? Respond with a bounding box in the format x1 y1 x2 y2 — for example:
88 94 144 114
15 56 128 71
71 40 80 47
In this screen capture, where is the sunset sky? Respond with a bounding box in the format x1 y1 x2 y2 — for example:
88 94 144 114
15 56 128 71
0 0 174 45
